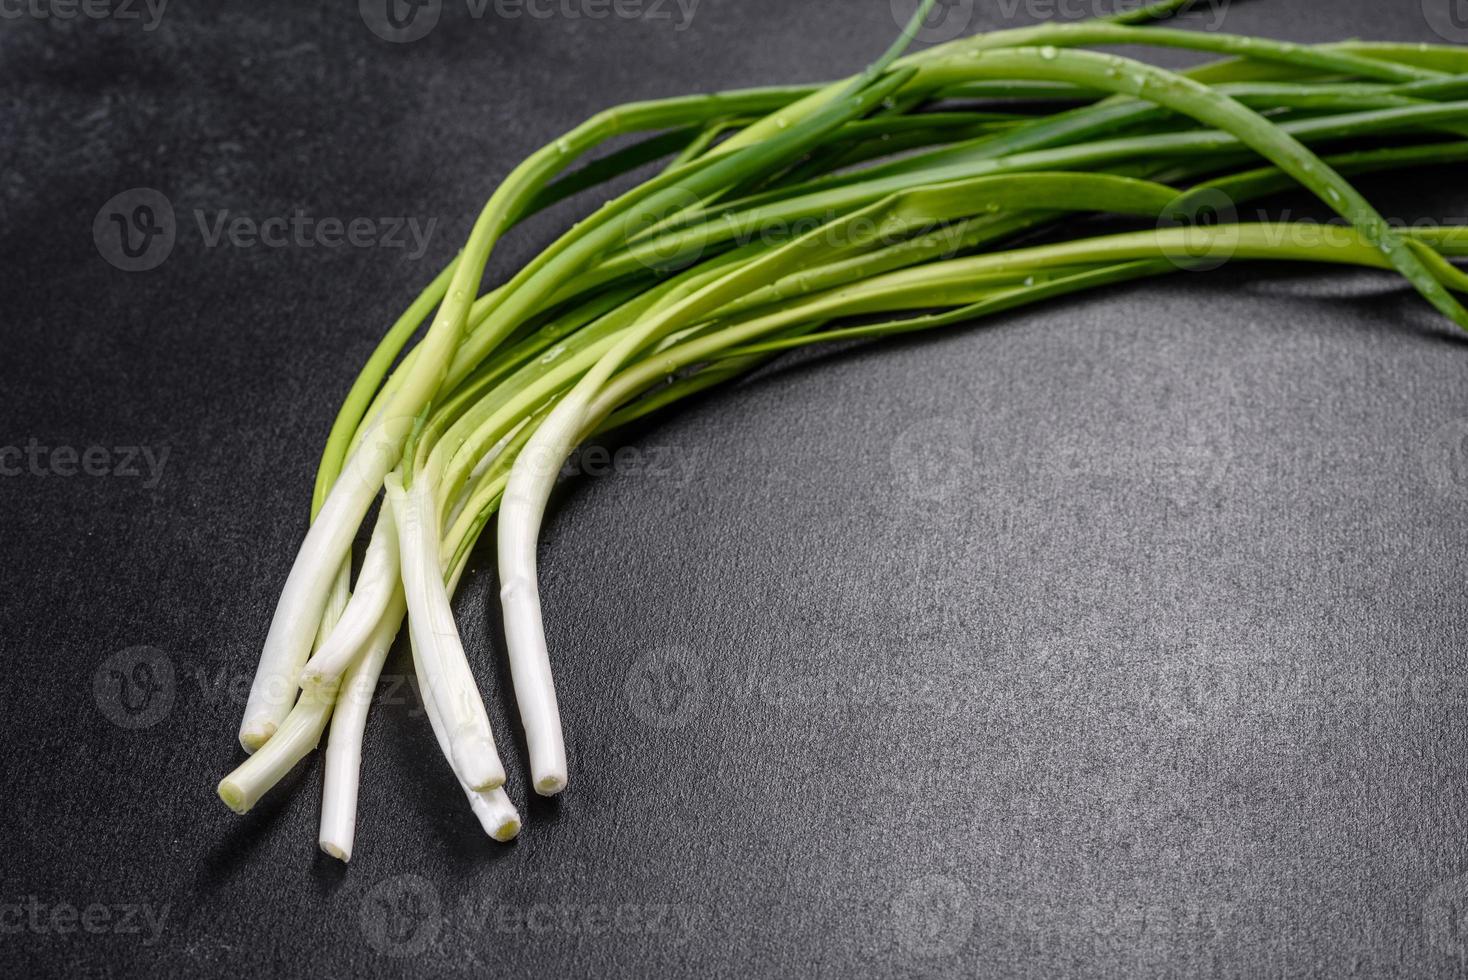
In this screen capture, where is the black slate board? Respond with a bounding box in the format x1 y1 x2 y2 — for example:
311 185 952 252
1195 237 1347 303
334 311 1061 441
5 1 1468 976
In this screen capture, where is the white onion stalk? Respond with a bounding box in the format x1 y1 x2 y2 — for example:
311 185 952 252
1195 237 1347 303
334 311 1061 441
299 505 400 693
218 686 334 814
317 586 406 862
496 393 586 796
411 612 521 843
495 190 860 792
387 471 506 793
494 270 740 794
238 416 411 751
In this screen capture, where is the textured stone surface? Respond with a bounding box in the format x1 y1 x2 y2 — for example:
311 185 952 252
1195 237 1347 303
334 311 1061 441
3 1 1468 976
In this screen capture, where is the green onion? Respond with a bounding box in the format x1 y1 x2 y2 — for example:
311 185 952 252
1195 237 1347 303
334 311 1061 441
219 2 1468 860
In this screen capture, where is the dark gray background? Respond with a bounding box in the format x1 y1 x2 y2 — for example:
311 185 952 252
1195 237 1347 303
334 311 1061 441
5 0 1468 976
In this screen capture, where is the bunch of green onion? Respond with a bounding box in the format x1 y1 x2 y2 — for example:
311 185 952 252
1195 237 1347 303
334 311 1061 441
218 0 1468 860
